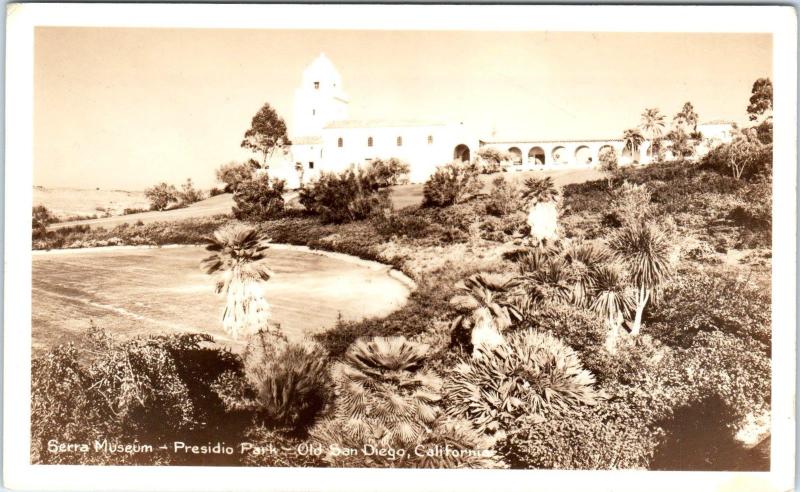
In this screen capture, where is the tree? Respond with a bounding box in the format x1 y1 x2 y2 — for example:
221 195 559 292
201 224 274 339
622 128 645 162
232 174 286 221
673 102 699 133
640 108 666 159
177 178 205 206
598 147 619 189
476 147 511 173
747 78 773 122
666 128 695 161
216 161 256 193
241 103 291 168
450 274 522 356
608 222 674 336
726 127 767 180
422 161 482 208
144 183 179 211
520 176 560 245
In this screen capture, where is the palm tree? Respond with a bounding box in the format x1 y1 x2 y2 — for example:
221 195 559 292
588 263 635 352
640 108 666 159
450 274 522 356
201 223 274 339
607 222 674 336
622 128 644 162
520 176 560 245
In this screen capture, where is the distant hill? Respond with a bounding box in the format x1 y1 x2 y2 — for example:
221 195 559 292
34 187 150 221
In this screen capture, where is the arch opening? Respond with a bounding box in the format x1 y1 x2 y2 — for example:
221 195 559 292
575 145 592 165
453 144 471 162
528 146 546 165
508 147 523 166
551 146 567 164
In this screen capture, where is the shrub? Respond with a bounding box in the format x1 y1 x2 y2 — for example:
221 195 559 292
373 211 432 239
177 178 206 206
367 157 411 187
298 165 392 223
422 161 482 207
32 205 56 239
144 182 179 211
215 331 329 432
476 147 511 174
31 328 243 464
701 136 772 181
646 267 771 354
208 186 225 197
500 401 662 469
598 147 619 188
485 176 522 217
216 161 256 193
443 329 599 438
609 181 655 227
232 174 286 221
123 207 147 215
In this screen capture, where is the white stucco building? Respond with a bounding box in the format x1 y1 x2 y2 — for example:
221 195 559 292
268 54 736 187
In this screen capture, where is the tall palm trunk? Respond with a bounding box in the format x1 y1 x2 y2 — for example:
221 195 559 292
630 286 650 336
222 265 272 339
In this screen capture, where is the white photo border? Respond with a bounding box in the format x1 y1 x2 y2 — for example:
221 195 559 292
5 4 797 491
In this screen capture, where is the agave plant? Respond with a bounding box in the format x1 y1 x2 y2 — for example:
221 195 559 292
588 263 635 353
444 329 598 438
450 274 522 356
201 223 274 339
608 222 674 335
520 176 560 245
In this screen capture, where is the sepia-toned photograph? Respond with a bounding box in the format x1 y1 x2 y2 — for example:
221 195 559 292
5 4 797 491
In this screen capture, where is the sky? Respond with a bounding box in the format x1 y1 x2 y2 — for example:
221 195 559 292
34 28 772 190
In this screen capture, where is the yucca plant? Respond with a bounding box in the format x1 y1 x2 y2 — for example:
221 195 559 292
450 274 522 356
562 241 611 307
201 223 273 339
444 329 599 438
516 249 573 305
589 263 636 353
520 176 560 245
608 222 674 335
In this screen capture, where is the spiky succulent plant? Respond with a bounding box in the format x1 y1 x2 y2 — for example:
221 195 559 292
450 275 522 356
444 329 599 437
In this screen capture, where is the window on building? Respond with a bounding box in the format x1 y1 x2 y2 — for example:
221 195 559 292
309 162 314 169
368 136 373 147
338 137 343 148
397 136 403 147
314 81 320 89
427 135 433 144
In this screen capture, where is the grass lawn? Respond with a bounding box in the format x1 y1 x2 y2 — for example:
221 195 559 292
32 245 410 354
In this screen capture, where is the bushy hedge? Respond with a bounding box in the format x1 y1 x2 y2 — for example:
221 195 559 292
422 161 482 207
298 165 394 224
31 328 244 465
232 175 286 221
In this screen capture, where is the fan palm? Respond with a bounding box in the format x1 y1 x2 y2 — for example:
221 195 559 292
201 223 274 339
607 222 674 335
520 176 560 245
622 128 644 160
450 274 522 356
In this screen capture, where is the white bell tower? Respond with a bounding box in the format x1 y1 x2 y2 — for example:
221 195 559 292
292 53 349 137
